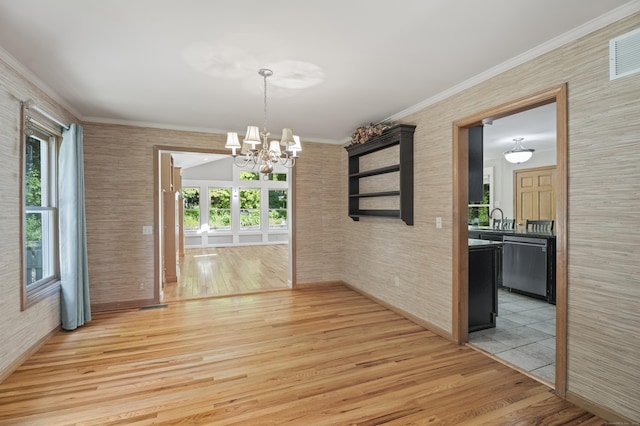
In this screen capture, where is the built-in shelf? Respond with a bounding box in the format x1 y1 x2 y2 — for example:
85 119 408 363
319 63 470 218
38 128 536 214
345 124 415 225
349 210 402 219
349 191 401 199
349 164 400 179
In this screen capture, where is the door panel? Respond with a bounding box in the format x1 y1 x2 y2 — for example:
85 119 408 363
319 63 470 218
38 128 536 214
520 191 535 221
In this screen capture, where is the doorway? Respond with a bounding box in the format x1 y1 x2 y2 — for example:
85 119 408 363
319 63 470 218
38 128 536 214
452 84 568 396
153 145 296 304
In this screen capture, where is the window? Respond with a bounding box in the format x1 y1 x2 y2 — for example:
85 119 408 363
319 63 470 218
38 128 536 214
182 187 200 231
240 171 259 181
239 188 260 230
22 116 60 308
268 189 288 229
209 188 231 231
468 183 491 226
468 167 493 226
268 173 287 181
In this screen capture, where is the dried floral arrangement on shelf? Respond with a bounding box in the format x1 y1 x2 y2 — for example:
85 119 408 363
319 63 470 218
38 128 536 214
349 122 394 145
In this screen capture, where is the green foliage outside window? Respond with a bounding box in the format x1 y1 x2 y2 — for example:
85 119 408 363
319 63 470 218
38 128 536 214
468 183 491 226
268 189 287 228
240 171 259 181
269 173 287 181
209 188 231 230
240 189 260 229
25 137 42 247
182 187 200 230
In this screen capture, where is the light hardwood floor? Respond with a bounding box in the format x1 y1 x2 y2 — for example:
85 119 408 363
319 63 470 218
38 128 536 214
163 244 289 302
0 284 603 425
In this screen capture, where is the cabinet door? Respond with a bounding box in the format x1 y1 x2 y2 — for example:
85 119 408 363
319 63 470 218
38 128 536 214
468 125 484 203
469 247 496 331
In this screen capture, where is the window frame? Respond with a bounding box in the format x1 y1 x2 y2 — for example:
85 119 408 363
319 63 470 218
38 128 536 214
181 186 201 231
239 187 261 231
20 107 62 310
468 167 494 227
268 188 288 230
208 186 232 231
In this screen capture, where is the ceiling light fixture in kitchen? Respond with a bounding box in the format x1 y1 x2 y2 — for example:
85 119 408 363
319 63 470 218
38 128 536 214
224 68 302 178
504 137 534 164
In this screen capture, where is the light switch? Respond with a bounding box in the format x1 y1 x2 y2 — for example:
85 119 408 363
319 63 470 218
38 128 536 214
436 217 442 229
142 225 153 235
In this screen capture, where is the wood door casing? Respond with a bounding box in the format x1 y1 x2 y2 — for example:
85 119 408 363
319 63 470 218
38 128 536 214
515 166 556 228
162 191 178 284
453 84 567 397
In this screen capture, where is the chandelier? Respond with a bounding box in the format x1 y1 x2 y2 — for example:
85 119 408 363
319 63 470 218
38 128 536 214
504 137 534 164
225 68 302 178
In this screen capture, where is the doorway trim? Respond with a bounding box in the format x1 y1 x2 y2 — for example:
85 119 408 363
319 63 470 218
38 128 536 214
452 84 568 396
152 145 297 304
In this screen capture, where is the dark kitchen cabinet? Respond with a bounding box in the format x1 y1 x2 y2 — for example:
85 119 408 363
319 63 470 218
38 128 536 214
468 125 484 203
469 240 500 332
468 230 503 287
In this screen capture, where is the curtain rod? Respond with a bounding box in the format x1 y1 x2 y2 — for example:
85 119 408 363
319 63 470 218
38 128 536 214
28 103 70 130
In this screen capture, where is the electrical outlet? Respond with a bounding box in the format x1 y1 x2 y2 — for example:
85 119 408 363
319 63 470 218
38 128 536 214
436 217 442 229
142 225 153 235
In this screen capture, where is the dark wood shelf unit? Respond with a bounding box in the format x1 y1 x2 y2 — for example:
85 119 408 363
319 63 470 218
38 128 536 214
349 210 401 219
345 124 415 225
349 164 400 179
350 190 401 199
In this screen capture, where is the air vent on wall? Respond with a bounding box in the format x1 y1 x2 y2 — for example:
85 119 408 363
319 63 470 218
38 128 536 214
610 27 640 80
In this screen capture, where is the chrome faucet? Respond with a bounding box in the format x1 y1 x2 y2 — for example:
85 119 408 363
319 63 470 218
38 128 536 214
489 207 504 229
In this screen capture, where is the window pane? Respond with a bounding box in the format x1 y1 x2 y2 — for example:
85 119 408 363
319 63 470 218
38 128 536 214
24 132 57 290
240 188 260 230
468 206 490 226
268 189 287 229
468 183 491 226
182 187 200 231
25 211 43 284
240 172 259 181
25 136 43 206
209 188 231 230
25 209 55 285
268 173 287 181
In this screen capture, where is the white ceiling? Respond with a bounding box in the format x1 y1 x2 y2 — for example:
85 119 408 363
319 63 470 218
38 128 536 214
0 0 637 144
483 103 556 160
171 152 227 170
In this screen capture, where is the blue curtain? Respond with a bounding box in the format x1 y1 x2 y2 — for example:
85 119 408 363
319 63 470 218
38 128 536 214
59 123 91 330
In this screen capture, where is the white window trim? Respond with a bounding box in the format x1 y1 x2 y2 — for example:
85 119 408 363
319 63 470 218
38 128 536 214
182 166 289 247
21 126 61 310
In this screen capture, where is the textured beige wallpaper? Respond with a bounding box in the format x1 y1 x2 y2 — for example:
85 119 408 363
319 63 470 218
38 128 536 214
0 60 76 375
82 124 344 308
341 13 640 421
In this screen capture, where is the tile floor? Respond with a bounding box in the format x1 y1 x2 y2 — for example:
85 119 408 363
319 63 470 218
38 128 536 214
469 288 556 384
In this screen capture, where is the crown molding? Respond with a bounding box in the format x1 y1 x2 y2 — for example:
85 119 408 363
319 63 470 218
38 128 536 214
82 116 341 144
385 1 640 123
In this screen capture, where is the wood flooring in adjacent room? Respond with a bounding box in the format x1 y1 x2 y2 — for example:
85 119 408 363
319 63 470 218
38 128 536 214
163 244 289 302
0 284 603 425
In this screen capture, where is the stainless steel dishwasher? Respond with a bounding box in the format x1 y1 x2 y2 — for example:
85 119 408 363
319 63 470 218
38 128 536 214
502 235 548 300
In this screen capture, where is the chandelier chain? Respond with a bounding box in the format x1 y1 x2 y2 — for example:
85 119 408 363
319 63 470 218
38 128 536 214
263 72 268 133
